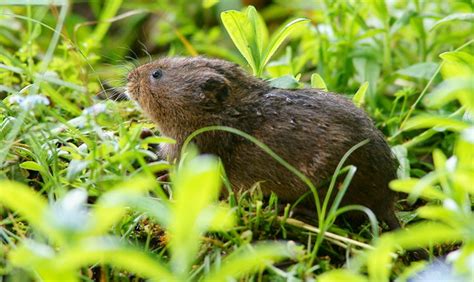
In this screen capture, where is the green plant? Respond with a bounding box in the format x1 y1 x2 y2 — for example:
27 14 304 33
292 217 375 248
319 40 474 282
0 150 294 280
221 5 308 77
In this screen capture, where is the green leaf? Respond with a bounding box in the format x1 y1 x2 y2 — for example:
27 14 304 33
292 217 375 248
367 222 463 281
221 9 259 74
19 161 46 174
199 204 235 231
89 0 124 46
423 77 474 111
353 81 369 108
319 270 368 282
261 18 309 73
456 129 474 175
416 206 459 223
202 0 219 8
403 115 470 132
202 243 292 282
0 181 50 236
169 154 230 278
440 51 474 79
367 236 394 282
397 62 439 80
268 75 300 89
57 238 174 281
387 221 462 249
142 136 176 145
431 13 474 30
8 242 76 282
390 178 447 201
390 10 417 35
247 6 268 66
90 176 156 235
310 73 327 91
371 0 389 24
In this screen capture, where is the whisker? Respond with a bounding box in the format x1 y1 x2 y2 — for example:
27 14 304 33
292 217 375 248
138 40 152 63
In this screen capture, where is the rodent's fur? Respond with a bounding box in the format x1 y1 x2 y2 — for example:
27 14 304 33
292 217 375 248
127 56 400 229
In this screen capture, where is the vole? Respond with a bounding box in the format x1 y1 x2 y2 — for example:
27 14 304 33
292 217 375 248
126 56 400 229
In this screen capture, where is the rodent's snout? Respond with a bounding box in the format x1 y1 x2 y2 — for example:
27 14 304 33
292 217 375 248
125 69 141 100
127 69 138 82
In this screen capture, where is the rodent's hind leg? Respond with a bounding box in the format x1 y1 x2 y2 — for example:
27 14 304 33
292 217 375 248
382 210 401 230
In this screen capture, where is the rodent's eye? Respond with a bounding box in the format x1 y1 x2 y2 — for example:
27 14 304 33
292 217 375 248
151 69 163 79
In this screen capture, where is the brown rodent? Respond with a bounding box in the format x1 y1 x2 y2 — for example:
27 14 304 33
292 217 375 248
126 56 400 229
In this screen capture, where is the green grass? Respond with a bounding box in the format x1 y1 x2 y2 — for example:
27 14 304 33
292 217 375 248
0 0 473 281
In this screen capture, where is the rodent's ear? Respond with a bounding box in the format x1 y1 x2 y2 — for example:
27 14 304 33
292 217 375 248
200 74 230 102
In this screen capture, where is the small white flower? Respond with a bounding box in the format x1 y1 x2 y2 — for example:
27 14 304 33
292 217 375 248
47 188 90 233
461 127 474 143
9 94 50 110
446 156 458 173
443 199 459 212
83 103 107 116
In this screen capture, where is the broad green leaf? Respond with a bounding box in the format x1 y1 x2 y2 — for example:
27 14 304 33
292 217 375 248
387 221 462 249
57 238 174 281
310 73 327 91
89 0 124 45
417 206 459 224
370 0 389 24
390 10 417 35
90 176 156 235
454 171 474 194
396 62 438 80
199 204 235 231
403 115 470 132
0 181 50 236
202 243 292 282
390 178 447 200
353 81 369 108
19 161 46 174
367 236 394 282
268 74 300 89
456 129 474 171
8 242 76 282
262 18 309 72
319 270 368 282
368 222 462 281
431 13 474 30
247 6 268 65
169 154 224 278
221 9 258 74
142 136 176 145
432 149 447 173
455 243 474 274
440 51 474 79
202 0 219 8
146 161 172 174
423 77 474 112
